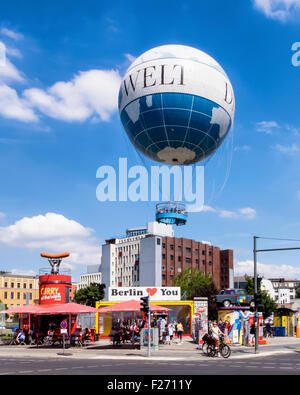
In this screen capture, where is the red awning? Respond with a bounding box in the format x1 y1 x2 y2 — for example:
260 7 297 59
0 304 43 315
0 302 101 315
98 299 170 313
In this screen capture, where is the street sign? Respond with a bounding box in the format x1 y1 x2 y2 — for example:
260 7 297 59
60 320 68 329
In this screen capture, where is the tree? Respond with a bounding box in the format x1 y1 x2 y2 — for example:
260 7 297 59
172 267 213 300
244 275 277 318
296 287 300 299
73 283 106 307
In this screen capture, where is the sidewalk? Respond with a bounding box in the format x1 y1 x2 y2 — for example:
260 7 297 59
1 337 300 361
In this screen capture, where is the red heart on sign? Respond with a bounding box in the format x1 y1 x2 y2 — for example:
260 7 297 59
146 288 157 297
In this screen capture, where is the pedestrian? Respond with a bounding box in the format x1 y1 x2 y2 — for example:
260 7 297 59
168 322 174 342
165 325 170 345
177 322 184 344
249 323 255 346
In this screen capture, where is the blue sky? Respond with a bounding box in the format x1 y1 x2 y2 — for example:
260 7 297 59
0 0 300 282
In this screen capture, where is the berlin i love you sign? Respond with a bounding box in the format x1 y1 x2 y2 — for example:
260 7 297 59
108 287 181 301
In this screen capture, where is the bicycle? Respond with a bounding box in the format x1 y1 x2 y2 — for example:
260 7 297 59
201 333 215 355
207 337 231 359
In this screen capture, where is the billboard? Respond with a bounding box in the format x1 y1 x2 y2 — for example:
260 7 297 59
108 286 181 301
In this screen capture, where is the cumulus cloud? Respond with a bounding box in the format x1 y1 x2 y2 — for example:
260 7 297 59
23 69 121 122
0 213 101 269
0 85 37 122
235 259 300 279
254 0 300 21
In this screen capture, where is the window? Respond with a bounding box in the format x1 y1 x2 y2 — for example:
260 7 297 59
162 243 166 249
24 283 27 289
17 283 20 288
195 259 199 264
17 292 20 300
178 268 182 273
170 266 174 271
209 251 212 256
162 275 166 280
170 255 174 261
11 283 14 288
202 260 205 265
178 246 182 251
186 258 191 263
186 248 191 253
162 254 166 260
11 292 14 299
170 245 174 250
157 238 161 245
4 292 7 299
202 250 205 255
162 266 166 271
4 282 7 288
178 256 182 262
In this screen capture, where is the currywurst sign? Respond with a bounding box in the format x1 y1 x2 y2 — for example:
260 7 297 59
108 287 181 301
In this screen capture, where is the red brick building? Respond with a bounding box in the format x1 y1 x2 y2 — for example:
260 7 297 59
161 237 233 290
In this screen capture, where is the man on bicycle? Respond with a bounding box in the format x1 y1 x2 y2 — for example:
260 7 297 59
211 321 225 357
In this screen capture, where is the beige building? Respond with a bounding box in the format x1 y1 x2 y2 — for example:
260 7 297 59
0 273 39 308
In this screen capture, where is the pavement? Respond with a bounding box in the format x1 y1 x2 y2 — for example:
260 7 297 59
1 336 300 361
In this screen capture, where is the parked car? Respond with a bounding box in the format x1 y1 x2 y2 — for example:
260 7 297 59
216 289 255 308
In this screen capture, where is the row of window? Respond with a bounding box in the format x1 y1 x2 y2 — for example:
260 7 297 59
162 254 212 265
2 282 34 289
2 292 33 300
162 244 213 256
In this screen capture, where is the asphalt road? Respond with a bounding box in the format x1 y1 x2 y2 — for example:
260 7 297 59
0 353 300 375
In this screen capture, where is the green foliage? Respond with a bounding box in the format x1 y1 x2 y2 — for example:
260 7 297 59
296 287 300 299
73 283 106 307
244 275 277 318
172 267 213 300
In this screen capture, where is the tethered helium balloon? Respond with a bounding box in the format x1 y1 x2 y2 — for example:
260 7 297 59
118 44 235 166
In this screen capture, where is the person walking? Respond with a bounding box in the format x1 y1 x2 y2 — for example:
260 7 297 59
177 322 184 344
168 322 174 343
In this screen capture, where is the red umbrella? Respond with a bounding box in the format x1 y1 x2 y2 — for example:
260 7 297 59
98 299 170 313
36 302 101 315
0 304 43 315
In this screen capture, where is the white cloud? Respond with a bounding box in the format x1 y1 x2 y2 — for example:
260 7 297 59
0 28 24 41
199 205 257 220
273 143 299 154
235 259 300 279
0 213 101 268
234 145 251 152
256 121 279 134
0 56 25 84
254 0 300 21
24 69 121 122
0 85 38 122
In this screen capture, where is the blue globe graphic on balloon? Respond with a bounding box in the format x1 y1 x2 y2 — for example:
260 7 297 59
119 45 235 166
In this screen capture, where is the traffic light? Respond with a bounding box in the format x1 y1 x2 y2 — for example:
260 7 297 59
140 296 149 314
254 293 263 312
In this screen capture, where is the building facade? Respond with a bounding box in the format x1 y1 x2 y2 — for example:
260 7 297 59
101 223 234 298
0 273 39 308
77 265 102 291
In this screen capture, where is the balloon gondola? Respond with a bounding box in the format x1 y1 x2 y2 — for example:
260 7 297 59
156 202 188 226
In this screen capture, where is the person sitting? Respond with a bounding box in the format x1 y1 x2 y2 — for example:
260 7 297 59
211 321 224 357
16 329 26 345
